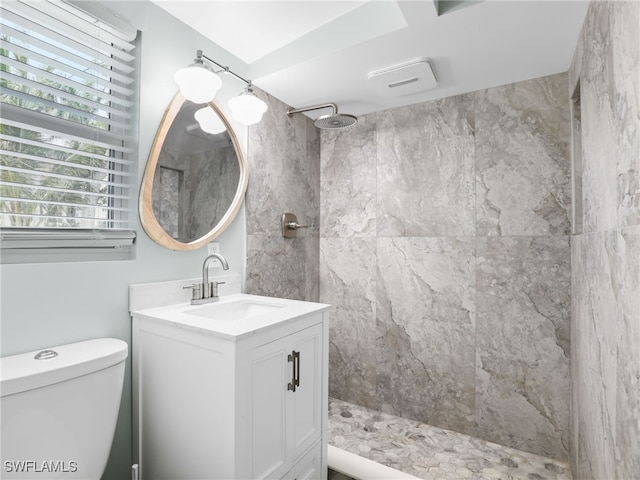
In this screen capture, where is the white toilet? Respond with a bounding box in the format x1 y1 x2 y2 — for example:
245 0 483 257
1 338 128 479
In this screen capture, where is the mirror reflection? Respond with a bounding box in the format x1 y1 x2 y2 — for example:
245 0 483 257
140 94 248 250
152 101 240 242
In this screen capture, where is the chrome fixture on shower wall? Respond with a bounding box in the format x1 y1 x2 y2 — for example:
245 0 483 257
281 213 309 238
175 50 268 125
286 103 358 130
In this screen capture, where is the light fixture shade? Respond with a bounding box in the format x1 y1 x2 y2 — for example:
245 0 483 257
228 91 268 125
194 107 227 134
174 65 222 104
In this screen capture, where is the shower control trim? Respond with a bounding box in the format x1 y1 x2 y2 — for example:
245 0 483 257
282 213 309 238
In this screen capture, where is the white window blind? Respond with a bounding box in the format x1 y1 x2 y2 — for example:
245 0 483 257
0 0 138 258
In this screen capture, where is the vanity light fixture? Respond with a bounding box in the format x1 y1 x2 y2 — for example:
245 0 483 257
228 82 268 126
175 50 268 126
174 53 222 104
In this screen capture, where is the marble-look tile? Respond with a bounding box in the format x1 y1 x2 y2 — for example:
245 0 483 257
304 236 320 302
246 235 317 301
476 236 571 460
580 3 618 235
321 115 377 237
570 3 640 479
183 146 241 240
247 89 320 237
245 89 320 303
376 237 476 435
153 143 240 241
568 22 584 95
376 95 475 237
329 398 572 480
614 226 640 480
320 237 377 408
318 73 572 459
571 230 619 480
612 1 640 228
476 74 571 236
569 235 582 478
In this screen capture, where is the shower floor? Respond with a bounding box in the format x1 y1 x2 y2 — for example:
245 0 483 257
328 398 571 480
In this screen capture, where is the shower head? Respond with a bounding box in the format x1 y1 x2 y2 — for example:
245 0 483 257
314 112 358 130
286 103 358 130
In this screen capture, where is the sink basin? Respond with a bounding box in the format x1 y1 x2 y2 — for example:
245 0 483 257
185 299 286 321
131 292 330 340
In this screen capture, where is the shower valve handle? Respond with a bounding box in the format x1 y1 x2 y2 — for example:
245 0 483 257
282 213 309 238
286 221 308 230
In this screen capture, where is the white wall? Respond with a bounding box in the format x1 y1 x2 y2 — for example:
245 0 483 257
0 2 248 478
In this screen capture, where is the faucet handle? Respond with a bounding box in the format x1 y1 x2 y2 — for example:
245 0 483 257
210 281 226 298
183 283 202 301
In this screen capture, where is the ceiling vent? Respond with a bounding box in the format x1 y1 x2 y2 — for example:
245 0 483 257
367 58 437 97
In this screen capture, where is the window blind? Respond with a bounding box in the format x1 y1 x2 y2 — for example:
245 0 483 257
0 0 138 245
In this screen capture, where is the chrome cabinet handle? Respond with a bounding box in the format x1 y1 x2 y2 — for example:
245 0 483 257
287 350 300 392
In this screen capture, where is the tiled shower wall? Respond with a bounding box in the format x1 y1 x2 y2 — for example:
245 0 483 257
246 90 321 301
569 2 640 479
319 74 572 461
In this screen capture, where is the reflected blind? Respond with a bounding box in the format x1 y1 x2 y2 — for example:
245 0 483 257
0 0 137 234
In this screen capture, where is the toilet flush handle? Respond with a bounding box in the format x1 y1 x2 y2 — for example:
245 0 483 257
34 350 58 360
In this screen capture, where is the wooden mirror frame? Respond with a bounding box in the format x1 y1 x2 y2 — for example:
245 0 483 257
139 92 248 250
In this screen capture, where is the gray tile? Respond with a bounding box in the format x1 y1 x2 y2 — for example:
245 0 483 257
579 3 618 235
475 236 571 460
615 225 640 480
376 95 476 237
376 237 476 435
320 237 378 408
246 89 320 303
612 1 640 229
329 398 572 480
475 74 571 236
321 116 378 237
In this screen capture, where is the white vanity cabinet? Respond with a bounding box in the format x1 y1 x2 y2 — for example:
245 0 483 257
131 294 329 480
249 322 323 479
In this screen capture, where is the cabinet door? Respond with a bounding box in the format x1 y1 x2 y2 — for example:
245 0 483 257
289 323 323 459
249 321 324 480
251 336 290 479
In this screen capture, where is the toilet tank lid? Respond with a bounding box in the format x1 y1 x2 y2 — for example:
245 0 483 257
0 338 128 397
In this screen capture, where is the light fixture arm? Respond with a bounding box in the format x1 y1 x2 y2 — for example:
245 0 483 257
286 103 338 116
178 50 267 125
197 50 253 88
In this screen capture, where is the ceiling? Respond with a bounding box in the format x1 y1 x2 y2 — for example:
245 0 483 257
152 0 590 119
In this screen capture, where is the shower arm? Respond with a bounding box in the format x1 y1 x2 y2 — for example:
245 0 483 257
286 103 338 116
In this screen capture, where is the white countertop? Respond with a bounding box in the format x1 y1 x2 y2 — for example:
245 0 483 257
131 293 330 341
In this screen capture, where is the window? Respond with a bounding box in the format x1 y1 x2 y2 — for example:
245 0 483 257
0 0 138 262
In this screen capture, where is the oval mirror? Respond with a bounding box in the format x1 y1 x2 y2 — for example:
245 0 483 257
140 93 248 250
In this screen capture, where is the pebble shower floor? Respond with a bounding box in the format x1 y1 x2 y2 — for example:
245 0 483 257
328 398 571 480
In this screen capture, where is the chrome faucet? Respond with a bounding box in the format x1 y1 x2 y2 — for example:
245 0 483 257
184 253 230 305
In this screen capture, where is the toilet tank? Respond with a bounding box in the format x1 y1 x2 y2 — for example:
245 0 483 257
1 338 128 479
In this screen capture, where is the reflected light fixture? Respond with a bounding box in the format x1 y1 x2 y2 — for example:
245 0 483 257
175 50 268 126
194 107 227 134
